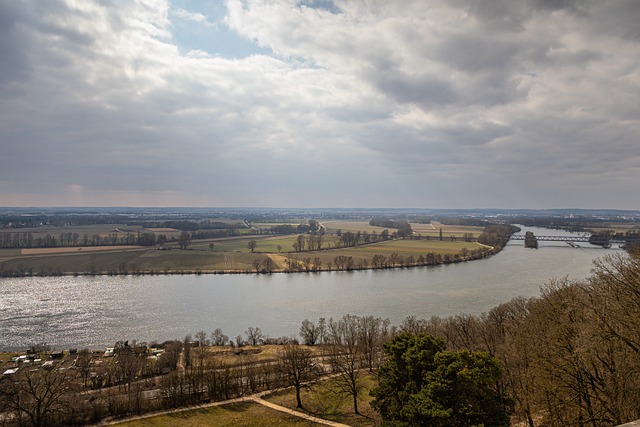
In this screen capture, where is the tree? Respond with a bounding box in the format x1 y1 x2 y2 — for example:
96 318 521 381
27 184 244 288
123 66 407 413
208 242 215 251
5 367 79 427
261 257 276 273
293 235 306 252
183 335 192 369
211 328 228 346
300 318 323 345
326 315 364 414
371 332 511 427
76 348 92 387
278 344 315 408
178 231 192 249
358 315 389 371
252 258 262 273
247 240 257 253
245 326 264 345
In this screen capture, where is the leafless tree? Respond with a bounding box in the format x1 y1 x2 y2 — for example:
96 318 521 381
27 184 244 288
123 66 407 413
245 326 264 345
5 366 78 427
278 344 315 408
211 328 229 346
326 315 365 414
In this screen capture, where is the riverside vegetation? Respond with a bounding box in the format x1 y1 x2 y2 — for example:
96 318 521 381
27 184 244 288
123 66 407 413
0 212 516 277
1 247 640 426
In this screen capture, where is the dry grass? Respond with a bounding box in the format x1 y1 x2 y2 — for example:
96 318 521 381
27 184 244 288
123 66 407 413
411 222 485 236
322 221 389 234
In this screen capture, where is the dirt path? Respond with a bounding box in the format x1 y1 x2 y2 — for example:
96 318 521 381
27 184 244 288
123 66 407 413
250 391 350 427
94 383 352 427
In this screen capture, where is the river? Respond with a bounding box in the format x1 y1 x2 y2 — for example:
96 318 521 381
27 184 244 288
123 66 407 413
0 226 622 350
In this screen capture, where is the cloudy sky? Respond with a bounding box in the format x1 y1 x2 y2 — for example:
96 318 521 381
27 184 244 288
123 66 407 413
1 0 639 209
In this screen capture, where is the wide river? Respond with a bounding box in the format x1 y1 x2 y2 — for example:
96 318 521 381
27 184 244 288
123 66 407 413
0 226 623 350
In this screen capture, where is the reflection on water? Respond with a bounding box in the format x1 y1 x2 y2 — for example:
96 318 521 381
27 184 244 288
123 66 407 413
0 227 620 350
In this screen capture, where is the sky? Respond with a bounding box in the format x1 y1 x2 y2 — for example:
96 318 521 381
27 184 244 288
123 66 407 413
0 0 639 209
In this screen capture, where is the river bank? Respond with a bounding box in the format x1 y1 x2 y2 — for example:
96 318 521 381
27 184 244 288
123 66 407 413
0 226 615 350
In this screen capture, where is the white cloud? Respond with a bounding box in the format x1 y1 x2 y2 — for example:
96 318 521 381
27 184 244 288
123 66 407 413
172 7 217 28
0 0 638 208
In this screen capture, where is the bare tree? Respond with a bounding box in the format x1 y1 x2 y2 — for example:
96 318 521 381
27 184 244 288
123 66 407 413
278 344 315 408
326 315 365 414
245 326 264 345
262 257 276 273
195 330 209 370
211 328 229 346
183 335 192 369
178 231 191 250
76 348 92 387
299 318 326 345
358 316 389 371
7 365 78 427
247 240 257 253
252 258 262 273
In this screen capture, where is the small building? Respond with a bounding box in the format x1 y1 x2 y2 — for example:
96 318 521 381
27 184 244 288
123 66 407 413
3 368 19 376
50 350 64 359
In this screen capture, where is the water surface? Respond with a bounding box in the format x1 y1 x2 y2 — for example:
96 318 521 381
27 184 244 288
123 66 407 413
0 227 619 350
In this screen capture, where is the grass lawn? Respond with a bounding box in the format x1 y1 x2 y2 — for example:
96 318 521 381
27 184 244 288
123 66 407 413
117 401 325 427
265 373 382 427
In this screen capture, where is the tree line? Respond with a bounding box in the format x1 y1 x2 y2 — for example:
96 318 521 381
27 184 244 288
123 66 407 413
0 231 167 249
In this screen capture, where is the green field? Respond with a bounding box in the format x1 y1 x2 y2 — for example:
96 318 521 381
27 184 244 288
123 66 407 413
117 402 324 427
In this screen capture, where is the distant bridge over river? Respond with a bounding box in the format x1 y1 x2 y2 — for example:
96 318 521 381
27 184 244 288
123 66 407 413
510 234 636 248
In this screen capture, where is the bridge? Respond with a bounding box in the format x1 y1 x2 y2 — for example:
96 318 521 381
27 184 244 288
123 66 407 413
510 234 636 247
511 234 592 242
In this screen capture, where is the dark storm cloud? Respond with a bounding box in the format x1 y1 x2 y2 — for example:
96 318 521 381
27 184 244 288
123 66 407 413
0 2 32 87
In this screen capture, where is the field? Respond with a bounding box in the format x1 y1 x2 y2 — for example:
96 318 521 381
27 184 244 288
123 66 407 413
411 221 485 238
286 239 482 268
0 220 489 276
191 235 343 254
117 402 325 427
0 224 145 239
20 245 144 255
322 221 389 234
